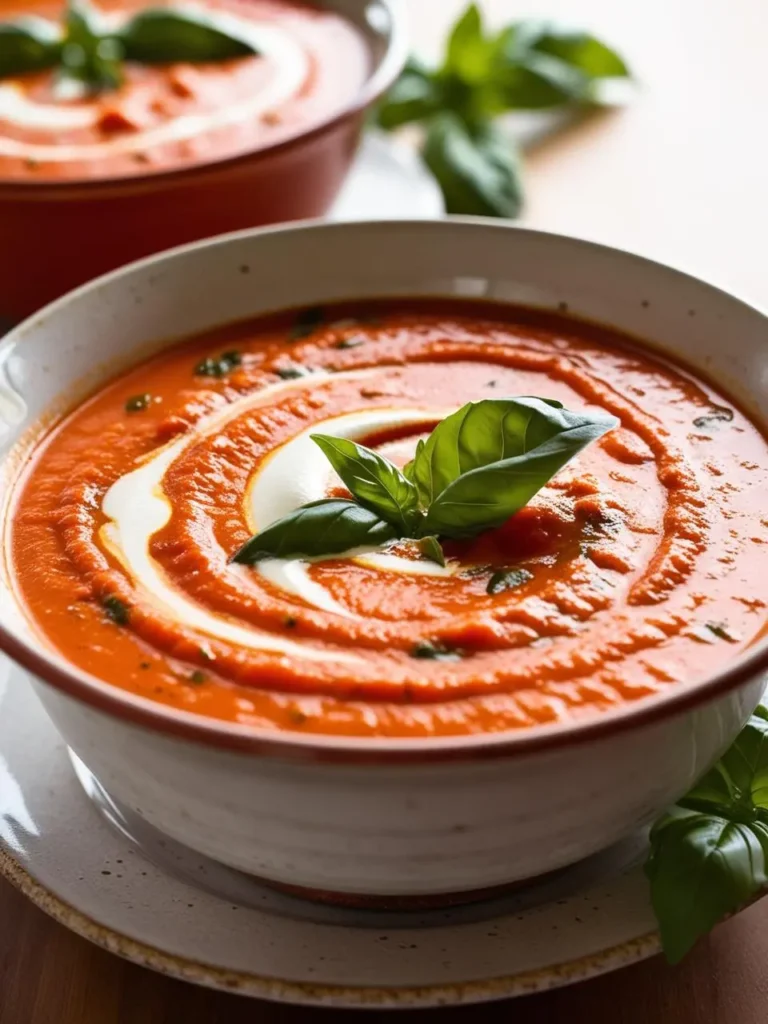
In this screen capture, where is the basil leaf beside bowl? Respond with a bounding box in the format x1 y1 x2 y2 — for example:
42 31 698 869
119 8 258 64
443 2 493 86
530 27 631 80
646 809 768 964
231 499 398 565
376 57 442 131
311 434 420 533
0 18 61 77
422 113 524 219
646 704 768 963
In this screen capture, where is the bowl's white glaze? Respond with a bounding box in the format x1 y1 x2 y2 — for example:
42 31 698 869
0 219 766 897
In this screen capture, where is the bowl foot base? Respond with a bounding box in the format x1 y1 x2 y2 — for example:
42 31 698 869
68 749 648 922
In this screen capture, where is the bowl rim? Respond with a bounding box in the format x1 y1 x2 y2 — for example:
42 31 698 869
0 0 409 198
3 216 768 763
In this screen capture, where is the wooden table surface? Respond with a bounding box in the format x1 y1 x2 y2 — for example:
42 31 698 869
3 1 768 1021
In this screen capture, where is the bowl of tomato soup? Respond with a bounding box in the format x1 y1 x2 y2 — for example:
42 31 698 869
0 0 405 320
0 219 766 900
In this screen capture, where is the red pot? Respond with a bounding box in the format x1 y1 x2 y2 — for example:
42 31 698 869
0 0 407 321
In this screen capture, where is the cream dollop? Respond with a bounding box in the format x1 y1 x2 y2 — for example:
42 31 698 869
99 371 453 655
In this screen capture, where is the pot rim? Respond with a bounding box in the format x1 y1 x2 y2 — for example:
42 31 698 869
3 216 768 763
0 0 409 198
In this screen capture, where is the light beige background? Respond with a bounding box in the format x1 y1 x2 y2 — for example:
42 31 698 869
408 1 768 307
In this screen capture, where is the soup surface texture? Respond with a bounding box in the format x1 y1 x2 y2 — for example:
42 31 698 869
10 301 768 737
0 0 368 181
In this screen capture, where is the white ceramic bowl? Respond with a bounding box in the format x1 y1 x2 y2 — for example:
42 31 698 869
0 220 766 899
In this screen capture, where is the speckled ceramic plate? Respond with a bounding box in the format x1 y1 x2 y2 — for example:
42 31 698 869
0 663 663 1008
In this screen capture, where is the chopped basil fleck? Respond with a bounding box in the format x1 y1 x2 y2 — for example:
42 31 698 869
284 616 297 629
103 595 129 625
692 406 734 429
411 640 462 661
275 364 313 380
139 661 151 670
125 393 152 413
706 621 737 642
288 708 308 725
289 306 324 341
334 335 366 350
189 670 207 684
487 568 534 594
195 350 242 377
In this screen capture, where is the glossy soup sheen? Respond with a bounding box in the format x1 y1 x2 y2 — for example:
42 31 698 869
0 0 368 181
10 300 768 738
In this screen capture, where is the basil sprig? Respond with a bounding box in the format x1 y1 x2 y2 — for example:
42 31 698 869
232 396 618 563
376 4 631 218
0 0 258 91
646 703 768 963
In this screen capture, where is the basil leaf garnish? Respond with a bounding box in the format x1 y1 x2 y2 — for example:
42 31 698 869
0 18 61 77
233 396 618 563
119 8 257 65
311 434 419 533
231 499 398 564
423 114 524 219
646 705 768 963
421 400 617 537
0 0 257 88
406 396 616 533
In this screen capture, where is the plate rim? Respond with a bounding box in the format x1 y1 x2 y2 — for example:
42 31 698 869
0 844 661 1008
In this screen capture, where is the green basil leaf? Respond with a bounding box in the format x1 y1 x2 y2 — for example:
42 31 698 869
490 20 630 109
0 18 61 77
422 113 523 218
645 808 768 963
406 395 561 505
376 57 442 131
444 3 493 86
683 708 768 812
311 434 419 532
495 49 588 109
531 27 630 80
418 535 446 567
120 7 257 64
415 397 618 538
231 499 398 564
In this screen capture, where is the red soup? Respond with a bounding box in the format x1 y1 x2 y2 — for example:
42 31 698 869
9 301 768 738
